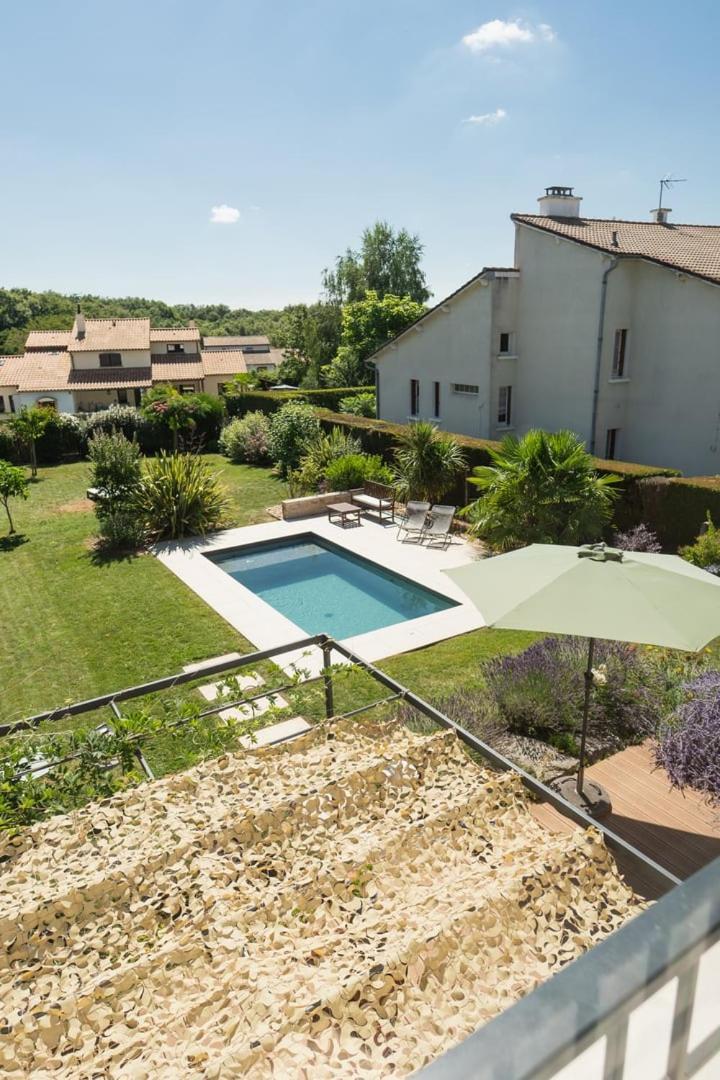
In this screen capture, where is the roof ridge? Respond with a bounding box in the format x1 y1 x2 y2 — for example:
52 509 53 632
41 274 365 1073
513 213 720 229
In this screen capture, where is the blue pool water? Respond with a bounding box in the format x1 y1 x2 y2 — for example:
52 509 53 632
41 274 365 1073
206 535 457 638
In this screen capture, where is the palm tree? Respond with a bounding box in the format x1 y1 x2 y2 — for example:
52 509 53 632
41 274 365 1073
10 406 51 479
392 421 467 504
462 429 621 551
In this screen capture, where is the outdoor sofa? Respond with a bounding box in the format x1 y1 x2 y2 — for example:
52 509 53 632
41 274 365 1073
351 481 395 523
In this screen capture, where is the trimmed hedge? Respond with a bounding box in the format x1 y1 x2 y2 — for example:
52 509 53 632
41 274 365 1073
636 476 720 549
225 387 372 419
313 409 680 533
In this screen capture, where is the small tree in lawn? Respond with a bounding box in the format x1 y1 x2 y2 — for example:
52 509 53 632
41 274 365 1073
10 406 51 478
142 386 195 452
0 460 29 534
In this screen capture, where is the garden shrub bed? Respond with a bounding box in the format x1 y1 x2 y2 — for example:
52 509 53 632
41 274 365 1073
225 387 371 418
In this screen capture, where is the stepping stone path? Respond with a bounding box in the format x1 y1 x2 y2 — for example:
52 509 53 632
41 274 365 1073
183 655 311 746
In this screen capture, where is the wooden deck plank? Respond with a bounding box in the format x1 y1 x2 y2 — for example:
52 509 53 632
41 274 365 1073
532 741 720 895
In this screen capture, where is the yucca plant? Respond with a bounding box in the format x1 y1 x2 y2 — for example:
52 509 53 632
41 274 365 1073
392 421 467 504
132 453 230 541
462 429 621 551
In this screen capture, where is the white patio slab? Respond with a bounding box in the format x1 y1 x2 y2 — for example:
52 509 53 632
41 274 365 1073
239 715 311 749
155 515 486 677
182 653 243 674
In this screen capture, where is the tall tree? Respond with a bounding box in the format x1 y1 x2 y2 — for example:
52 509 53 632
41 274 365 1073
322 221 430 305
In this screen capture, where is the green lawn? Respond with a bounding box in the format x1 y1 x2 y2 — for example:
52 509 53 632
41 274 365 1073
0 456 534 780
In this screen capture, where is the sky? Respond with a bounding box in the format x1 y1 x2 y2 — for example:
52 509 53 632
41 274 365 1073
3 0 720 309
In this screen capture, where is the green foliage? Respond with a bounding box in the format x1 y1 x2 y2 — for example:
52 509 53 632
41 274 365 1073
679 513 720 568
392 421 467 504
131 452 230 540
10 406 51 477
0 459 28 533
88 430 142 506
267 402 321 477
322 221 430 305
219 412 271 464
332 290 426 367
338 391 376 417
36 412 84 464
463 430 621 551
96 508 146 552
274 302 342 387
325 453 393 491
141 386 224 451
295 427 362 492
225 387 367 419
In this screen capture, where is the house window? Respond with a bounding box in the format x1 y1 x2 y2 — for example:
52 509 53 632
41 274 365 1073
36 397 57 410
133 388 143 407
451 383 479 395
497 385 513 426
179 384 195 395
99 352 122 367
499 332 511 354
117 389 128 404
0 396 4 413
432 381 440 418
605 428 619 459
167 343 185 353
410 378 420 416
612 329 628 378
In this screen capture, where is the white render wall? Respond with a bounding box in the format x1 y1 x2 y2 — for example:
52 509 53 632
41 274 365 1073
12 390 76 412
376 279 497 438
71 349 152 370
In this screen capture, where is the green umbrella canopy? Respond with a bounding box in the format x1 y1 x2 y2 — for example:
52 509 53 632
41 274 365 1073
445 544 720 652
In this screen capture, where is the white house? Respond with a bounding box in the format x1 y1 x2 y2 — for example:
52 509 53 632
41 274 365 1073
372 187 720 475
0 320 280 414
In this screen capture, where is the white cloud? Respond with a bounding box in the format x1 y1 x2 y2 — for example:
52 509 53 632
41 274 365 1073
210 204 240 224
462 18 555 53
464 108 507 125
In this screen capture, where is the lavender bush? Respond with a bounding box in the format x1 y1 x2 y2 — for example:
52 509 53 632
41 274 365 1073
484 637 663 753
613 523 662 553
655 672 720 805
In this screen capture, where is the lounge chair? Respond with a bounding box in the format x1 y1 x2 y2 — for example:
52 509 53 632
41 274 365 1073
424 505 456 548
397 501 430 542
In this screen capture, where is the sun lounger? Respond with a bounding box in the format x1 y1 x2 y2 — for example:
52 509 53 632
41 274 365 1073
424 505 456 548
397 501 431 542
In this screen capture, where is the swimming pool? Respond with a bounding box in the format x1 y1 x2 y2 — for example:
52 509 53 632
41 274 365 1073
206 534 458 639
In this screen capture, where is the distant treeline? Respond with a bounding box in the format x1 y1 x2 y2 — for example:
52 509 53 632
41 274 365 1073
0 287 288 355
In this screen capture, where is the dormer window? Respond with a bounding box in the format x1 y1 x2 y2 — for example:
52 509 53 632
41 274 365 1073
167 343 185 353
99 353 122 367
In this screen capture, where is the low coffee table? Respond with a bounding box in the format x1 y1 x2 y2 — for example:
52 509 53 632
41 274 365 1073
327 501 362 528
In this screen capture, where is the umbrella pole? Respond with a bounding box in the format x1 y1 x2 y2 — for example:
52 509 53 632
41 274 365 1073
577 637 595 795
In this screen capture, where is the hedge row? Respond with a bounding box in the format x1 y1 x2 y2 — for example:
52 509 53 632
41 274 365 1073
225 387 371 419
636 476 720 549
313 409 680 530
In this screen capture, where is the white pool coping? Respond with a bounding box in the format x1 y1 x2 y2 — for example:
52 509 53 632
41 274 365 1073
155 515 486 677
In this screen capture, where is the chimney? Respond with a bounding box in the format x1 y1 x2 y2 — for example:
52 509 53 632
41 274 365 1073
650 206 671 224
75 305 86 341
537 185 582 219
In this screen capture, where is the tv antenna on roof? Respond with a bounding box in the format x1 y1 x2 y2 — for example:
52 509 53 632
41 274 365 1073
658 175 687 209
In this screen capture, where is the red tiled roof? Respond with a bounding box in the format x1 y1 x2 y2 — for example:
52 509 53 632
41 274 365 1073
202 335 269 348
0 353 153 392
68 367 152 391
512 215 720 284
25 330 70 350
201 349 248 375
151 359 204 382
70 318 151 352
149 327 201 343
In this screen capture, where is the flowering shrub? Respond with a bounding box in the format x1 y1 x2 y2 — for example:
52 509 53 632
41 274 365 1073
219 412 271 464
655 672 720 804
679 514 720 569
484 637 663 753
613 523 662 553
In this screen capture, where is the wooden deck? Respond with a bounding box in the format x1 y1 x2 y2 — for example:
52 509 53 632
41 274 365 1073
532 741 720 900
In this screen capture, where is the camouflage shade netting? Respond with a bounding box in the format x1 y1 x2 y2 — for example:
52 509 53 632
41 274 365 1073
0 719 644 1078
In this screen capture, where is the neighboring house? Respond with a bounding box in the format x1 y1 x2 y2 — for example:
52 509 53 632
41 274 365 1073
373 186 720 475
0 318 280 414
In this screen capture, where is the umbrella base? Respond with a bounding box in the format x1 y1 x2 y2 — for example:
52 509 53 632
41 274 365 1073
551 775 612 819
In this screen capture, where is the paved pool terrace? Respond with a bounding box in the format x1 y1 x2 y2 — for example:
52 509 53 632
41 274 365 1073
155 515 487 677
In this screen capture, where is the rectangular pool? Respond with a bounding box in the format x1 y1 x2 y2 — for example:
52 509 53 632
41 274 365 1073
206 534 458 639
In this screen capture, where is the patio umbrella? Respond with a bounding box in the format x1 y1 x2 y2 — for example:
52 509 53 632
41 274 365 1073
445 543 720 814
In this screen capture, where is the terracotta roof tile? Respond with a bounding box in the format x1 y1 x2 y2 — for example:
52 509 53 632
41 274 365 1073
512 215 720 284
68 367 152 391
70 318 151 352
25 330 70 350
0 353 153 392
149 326 201 342
151 358 205 382
202 335 270 348
201 349 248 375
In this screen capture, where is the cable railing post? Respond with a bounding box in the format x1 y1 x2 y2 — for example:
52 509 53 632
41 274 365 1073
322 641 335 719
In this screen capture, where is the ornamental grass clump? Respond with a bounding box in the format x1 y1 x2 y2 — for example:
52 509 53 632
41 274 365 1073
132 452 230 541
484 636 662 755
655 672 720 805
